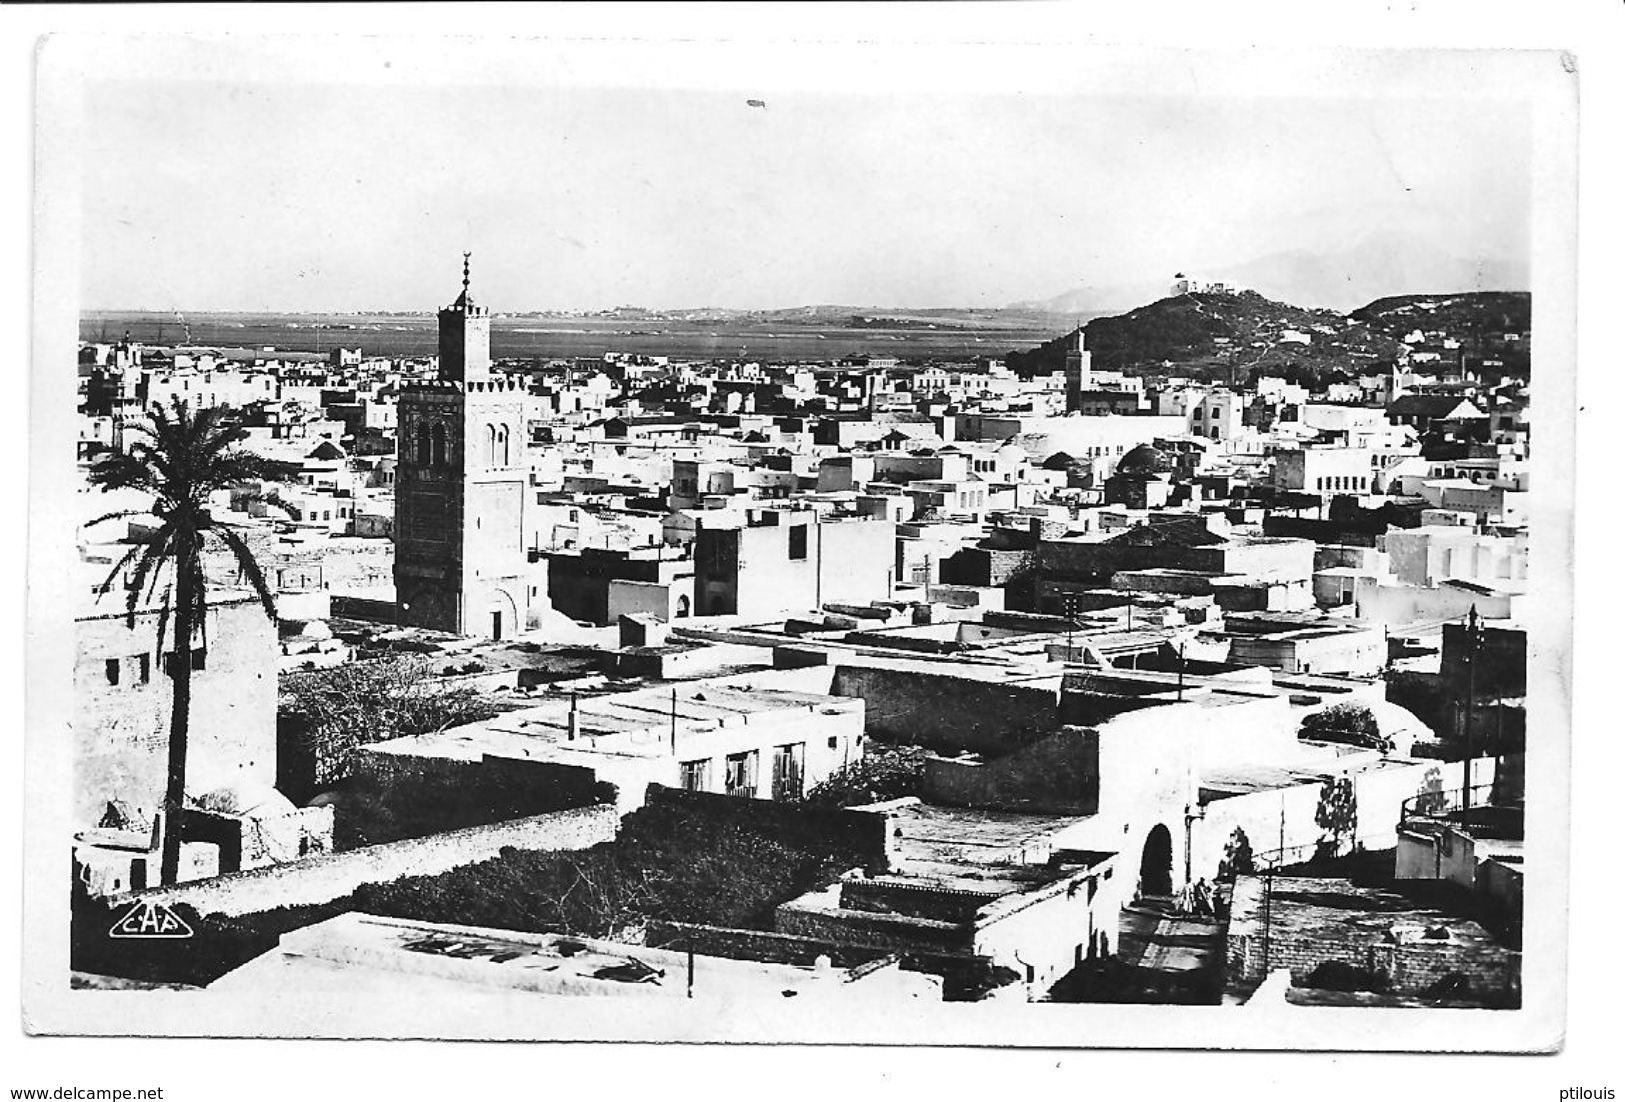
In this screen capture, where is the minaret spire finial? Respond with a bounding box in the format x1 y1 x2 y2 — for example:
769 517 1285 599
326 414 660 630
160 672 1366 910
462 251 471 296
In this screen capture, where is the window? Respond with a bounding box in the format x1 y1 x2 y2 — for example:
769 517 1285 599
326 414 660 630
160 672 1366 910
497 424 510 466
104 658 120 686
724 751 758 797
136 654 150 684
165 647 206 675
788 524 808 561
772 743 805 800
415 424 431 467
679 759 710 792
431 423 448 468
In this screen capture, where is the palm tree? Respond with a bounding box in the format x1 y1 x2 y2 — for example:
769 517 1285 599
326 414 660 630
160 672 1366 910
86 399 280 885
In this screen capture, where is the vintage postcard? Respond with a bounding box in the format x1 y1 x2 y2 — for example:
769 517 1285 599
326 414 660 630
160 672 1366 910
23 27 1576 1053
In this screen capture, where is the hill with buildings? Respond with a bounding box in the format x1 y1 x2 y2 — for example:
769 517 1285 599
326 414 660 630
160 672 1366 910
1006 289 1404 382
1350 292 1531 377
1351 292 1529 339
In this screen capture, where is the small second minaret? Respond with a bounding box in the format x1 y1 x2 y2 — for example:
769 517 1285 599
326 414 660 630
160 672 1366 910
437 251 492 383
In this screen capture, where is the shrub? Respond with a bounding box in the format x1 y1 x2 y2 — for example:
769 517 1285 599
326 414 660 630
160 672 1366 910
802 744 928 808
1303 960 1387 993
1299 703 1391 753
280 657 503 793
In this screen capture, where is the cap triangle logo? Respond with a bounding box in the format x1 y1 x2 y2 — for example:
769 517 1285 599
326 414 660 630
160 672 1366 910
109 900 194 939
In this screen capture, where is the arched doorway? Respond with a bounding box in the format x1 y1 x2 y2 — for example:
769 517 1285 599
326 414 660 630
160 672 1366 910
1139 824 1174 898
485 590 520 642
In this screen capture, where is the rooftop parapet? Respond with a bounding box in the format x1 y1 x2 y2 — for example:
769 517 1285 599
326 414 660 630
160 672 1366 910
401 377 529 395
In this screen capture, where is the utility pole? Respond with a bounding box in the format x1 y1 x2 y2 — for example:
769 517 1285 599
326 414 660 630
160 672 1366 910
1177 640 1187 702
1261 794 1285 980
1461 605 1482 813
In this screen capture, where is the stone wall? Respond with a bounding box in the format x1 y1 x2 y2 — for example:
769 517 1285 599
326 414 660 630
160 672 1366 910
1225 891 1519 1001
347 751 608 846
776 901 970 953
643 785 889 871
1226 929 1519 999
830 665 1060 754
329 595 398 624
924 727 1101 815
110 804 618 918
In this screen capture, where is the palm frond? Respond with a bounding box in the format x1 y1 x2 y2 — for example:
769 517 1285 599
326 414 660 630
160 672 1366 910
232 487 295 519
213 524 279 623
83 509 146 531
123 535 175 630
87 451 160 496
204 450 278 491
93 540 149 609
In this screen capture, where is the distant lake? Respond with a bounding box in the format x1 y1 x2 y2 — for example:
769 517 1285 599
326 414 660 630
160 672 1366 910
81 311 1060 364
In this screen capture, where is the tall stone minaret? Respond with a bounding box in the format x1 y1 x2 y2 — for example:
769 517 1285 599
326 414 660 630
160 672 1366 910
395 254 532 640
1064 328 1092 414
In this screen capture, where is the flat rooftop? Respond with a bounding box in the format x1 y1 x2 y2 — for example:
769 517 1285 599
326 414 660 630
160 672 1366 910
211 912 921 1001
860 799 1100 885
1199 745 1407 800
1229 875 1509 953
366 678 861 765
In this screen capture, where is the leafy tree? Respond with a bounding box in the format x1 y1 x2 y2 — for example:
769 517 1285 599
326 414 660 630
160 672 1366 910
87 400 280 885
280 657 503 791
1413 765 1448 816
1313 777 1359 860
1217 826 1255 880
801 744 929 808
1299 703 1391 753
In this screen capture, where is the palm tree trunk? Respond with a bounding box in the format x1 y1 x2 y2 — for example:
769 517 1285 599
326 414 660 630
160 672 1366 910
159 547 195 886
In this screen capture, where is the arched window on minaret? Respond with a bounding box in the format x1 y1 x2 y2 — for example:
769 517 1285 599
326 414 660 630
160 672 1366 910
485 424 497 467
431 423 448 468
497 424 510 467
415 423 431 467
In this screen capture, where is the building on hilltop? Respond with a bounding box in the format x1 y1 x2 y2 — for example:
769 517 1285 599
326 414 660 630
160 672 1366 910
394 256 538 639
1170 273 1238 296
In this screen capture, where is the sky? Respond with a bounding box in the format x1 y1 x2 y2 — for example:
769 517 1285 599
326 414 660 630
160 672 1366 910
77 69 1534 314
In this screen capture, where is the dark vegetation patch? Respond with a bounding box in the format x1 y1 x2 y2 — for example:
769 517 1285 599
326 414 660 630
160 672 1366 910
72 798 867 987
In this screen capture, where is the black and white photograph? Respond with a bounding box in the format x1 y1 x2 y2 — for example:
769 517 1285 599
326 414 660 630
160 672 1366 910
11 2 1613 1089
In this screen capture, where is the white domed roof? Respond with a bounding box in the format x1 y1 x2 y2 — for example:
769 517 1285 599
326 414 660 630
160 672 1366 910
299 620 333 640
